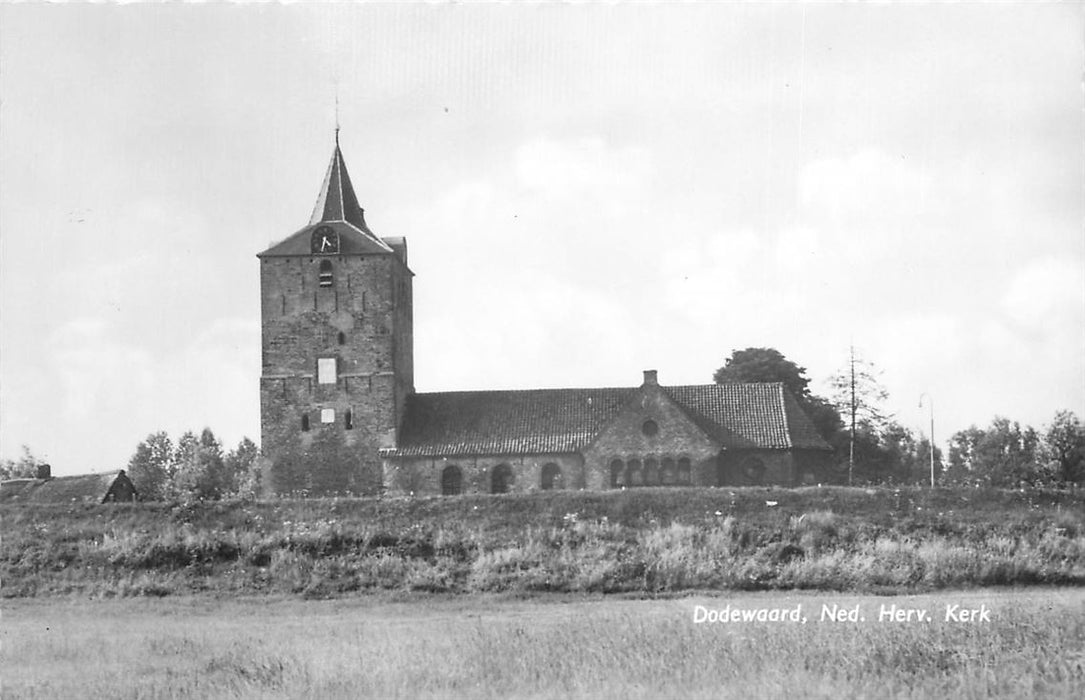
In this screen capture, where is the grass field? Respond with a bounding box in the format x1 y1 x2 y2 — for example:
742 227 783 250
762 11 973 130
4 486 1083 597
3 588 1084 699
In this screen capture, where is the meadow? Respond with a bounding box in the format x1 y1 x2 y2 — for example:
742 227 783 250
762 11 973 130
3 589 1084 699
3 487 1084 698
2 486 1083 598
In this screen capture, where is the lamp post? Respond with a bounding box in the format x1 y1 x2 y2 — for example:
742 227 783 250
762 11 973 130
918 393 935 487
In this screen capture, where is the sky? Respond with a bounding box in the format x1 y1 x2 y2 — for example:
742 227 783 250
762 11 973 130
1 3 1082 475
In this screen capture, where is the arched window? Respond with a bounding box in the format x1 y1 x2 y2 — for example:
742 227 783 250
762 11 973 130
541 463 563 491
491 464 513 494
441 465 463 496
319 260 333 287
626 459 643 487
741 457 767 485
301 414 310 432
344 409 353 430
661 458 676 486
642 419 659 437
677 458 691 484
610 459 624 488
643 458 659 486
337 331 346 345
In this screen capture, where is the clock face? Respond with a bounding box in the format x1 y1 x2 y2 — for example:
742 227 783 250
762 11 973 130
311 226 340 255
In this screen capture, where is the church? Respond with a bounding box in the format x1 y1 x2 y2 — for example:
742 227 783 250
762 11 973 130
258 140 830 497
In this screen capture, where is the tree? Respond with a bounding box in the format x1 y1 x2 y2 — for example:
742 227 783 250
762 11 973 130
828 346 891 435
225 437 261 498
829 346 891 484
0 445 45 480
713 347 811 399
1043 410 1085 484
947 417 1048 487
126 432 176 501
172 428 229 500
878 422 944 485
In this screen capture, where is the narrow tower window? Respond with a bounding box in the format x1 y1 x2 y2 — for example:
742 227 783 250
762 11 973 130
301 414 310 432
344 409 353 430
337 331 346 345
319 260 333 287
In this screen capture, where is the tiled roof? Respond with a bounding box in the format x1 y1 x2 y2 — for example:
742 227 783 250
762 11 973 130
388 388 632 457
0 471 133 504
383 382 830 458
258 143 395 258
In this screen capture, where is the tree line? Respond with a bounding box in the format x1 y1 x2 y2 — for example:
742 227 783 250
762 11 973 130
713 347 1085 487
124 429 261 501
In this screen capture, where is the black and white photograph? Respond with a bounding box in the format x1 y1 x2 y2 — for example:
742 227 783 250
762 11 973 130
1 3 1083 698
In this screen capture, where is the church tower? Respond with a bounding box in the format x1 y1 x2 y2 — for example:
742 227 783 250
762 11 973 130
257 137 413 495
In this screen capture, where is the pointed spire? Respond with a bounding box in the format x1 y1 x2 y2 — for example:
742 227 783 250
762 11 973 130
309 140 368 232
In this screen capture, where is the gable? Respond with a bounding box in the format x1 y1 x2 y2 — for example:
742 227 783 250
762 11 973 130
583 385 719 460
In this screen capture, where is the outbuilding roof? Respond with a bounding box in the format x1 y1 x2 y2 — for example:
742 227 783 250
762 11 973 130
382 381 830 458
0 470 136 504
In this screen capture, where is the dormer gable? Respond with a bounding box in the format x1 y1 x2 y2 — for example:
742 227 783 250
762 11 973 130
583 370 721 461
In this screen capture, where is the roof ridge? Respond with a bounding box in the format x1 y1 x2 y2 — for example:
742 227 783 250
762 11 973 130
413 381 789 398
411 385 636 398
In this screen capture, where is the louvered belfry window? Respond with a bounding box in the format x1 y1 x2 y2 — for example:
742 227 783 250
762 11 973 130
319 260 333 287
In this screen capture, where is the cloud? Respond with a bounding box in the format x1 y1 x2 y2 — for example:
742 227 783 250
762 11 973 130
801 150 928 218
1003 257 1084 333
797 149 934 268
51 317 156 420
514 136 651 202
161 318 261 448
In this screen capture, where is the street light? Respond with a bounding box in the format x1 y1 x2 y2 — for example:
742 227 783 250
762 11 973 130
918 393 935 487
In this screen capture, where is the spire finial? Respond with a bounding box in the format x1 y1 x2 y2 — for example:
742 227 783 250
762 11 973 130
334 90 340 146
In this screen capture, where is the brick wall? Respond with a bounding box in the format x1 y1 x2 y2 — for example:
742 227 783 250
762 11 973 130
716 450 797 486
384 454 585 496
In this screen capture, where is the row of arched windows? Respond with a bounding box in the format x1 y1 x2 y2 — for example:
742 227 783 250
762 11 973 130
610 457 691 488
433 456 775 494
439 463 565 496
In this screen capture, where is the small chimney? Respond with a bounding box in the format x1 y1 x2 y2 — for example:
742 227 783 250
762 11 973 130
36 464 51 480
642 369 658 386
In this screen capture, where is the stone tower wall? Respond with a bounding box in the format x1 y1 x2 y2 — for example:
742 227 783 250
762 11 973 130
260 252 413 495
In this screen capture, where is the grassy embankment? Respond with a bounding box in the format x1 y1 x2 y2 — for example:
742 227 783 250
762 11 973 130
4 590 1085 699
2 486 1083 598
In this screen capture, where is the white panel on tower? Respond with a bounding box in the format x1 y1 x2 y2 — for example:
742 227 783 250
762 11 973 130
317 358 337 384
